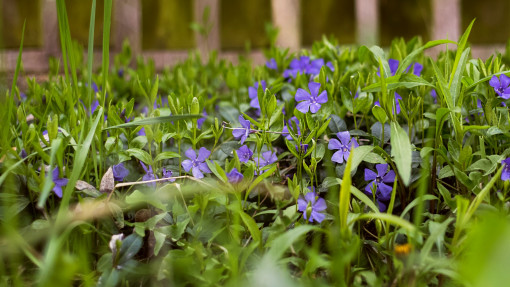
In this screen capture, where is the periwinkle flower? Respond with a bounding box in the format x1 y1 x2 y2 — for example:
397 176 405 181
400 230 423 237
282 116 301 140
197 110 208 129
232 115 253 144
248 81 267 110
137 127 146 136
226 168 244 184
295 82 328 114
283 56 333 78
182 147 212 179
297 191 327 223
365 164 396 212
51 167 68 198
328 131 359 164
236 145 253 163
140 162 157 187
162 167 175 182
112 163 129 182
266 58 277 70
374 93 402 115
431 89 438 104
254 150 277 174
501 158 510 181
489 74 510 99
378 59 422 77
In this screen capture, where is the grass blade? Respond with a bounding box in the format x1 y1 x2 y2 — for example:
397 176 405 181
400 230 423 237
87 0 97 108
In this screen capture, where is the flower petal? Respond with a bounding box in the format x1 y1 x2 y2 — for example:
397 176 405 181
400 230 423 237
337 131 351 145
298 198 307 211
192 167 204 179
316 91 328 104
377 183 393 200
365 169 377 181
309 103 321 113
304 191 316 204
295 89 311 102
489 75 501 89
328 138 342 150
311 211 325 223
376 164 388 176
383 170 396 183
331 150 345 164
365 181 376 195
53 185 63 198
198 162 211 173
308 82 321 97
185 148 196 161
313 198 327 211
181 159 193 172
389 59 399 75
501 74 510 88
296 101 311 113
197 147 211 162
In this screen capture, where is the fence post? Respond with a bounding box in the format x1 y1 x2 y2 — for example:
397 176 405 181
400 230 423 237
271 0 301 51
194 0 220 59
113 0 141 54
430 0 460 57
355 0 379 45
42 0 59 57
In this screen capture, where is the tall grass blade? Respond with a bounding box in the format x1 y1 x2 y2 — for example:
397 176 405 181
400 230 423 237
87 0 97 108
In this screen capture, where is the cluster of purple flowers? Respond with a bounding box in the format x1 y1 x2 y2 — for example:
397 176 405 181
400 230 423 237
378 59 423 77
283 56 334 79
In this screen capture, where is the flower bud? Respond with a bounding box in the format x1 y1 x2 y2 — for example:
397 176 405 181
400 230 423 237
191 97 200 115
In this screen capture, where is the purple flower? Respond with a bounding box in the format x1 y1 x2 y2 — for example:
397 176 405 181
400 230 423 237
502 158 510 181
374 93 402 114
137 127 146 136
364 164 395 212
283 56 333 78
431 89 437 104
232 115 252 144
197 110 208 129
266 58 277 70
140 162 157 187
254 150 277 174
226 168 244 183
282 116 301 140
181 147 212 179
162 167 175 182
378 59 422 77
51 167 68 198
489 74 510 99
295 82 328 114
20 149 28 159
248 81 267 110
297 191 327 223
237 145 253 163
112 163 129 182
328 131 359 164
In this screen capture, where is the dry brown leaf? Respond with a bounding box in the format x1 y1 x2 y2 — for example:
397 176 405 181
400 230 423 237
100 167 115 194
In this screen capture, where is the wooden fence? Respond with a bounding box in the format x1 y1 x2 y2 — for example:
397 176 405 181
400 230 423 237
0 0 508 73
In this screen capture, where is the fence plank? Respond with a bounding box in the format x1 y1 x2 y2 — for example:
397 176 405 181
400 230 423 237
271 0 300 50
194 0 220 58
114 0 141 54
355 0 379 45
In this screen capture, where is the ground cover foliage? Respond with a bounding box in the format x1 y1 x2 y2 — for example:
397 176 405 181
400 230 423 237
3 2 510 286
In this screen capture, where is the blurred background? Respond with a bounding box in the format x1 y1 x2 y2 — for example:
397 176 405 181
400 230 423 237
1 0 509 72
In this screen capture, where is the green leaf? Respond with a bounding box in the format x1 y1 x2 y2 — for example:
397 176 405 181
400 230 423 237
104 115 201 130
372 105 387 123
247 165 276 194
265 225 320 261
154 151 181 162
351 145 375 172
401 194 438 218
353 213 416 233
127 148 152 165
339 149 354 233
390 121 412 186
118 234 143 266
239 210 261 243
